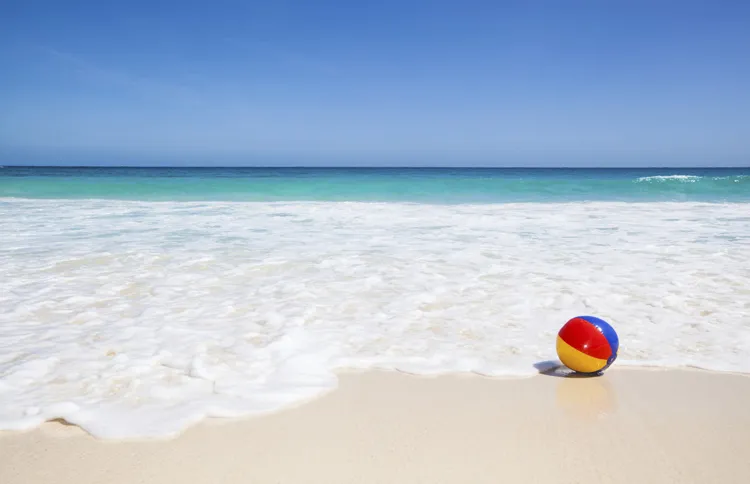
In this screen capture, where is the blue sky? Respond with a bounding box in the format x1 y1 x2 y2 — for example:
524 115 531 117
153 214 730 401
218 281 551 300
1 0 749 166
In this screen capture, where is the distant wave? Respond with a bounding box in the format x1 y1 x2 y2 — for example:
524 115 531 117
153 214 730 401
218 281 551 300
635 175 702 183
715 175 749 182
636 174 748 184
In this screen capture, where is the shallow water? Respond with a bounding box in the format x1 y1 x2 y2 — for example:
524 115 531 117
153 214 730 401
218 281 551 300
1 193 749 438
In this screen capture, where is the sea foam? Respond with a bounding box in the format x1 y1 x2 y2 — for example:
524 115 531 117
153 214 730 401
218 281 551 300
1 199 749 438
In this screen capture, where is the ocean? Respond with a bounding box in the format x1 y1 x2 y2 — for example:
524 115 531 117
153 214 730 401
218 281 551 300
1 166 749 438
1 166 750 202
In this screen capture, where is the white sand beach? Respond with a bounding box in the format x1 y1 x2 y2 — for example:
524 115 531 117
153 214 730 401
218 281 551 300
2 367 749 484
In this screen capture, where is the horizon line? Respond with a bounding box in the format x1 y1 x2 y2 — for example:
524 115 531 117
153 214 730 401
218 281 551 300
2 164 749 169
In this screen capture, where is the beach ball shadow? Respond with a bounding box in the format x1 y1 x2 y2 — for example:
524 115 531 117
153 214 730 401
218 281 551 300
533 360 601 378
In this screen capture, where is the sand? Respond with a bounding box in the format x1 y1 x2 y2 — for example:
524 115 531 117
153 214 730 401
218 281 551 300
1 367 749 484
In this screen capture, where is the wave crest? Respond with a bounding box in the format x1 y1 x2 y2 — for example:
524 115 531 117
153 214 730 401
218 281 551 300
635 175 702 183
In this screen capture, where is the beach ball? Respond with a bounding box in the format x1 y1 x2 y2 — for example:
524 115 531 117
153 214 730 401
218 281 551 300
556 316 619 375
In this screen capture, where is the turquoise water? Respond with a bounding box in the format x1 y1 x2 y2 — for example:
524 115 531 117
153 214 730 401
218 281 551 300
1 167 749 202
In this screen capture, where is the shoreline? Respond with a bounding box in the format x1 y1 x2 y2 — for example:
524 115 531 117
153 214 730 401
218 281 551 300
2 367 749 483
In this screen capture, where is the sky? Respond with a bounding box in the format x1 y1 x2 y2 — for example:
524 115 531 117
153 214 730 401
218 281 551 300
1 0 749 167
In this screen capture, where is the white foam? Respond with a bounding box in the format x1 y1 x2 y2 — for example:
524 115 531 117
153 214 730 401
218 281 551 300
1 200 749 438
635 175 702 182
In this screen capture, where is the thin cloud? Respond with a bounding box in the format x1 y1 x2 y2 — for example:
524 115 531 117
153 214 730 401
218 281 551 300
39 46 200 104
224 37 340 76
